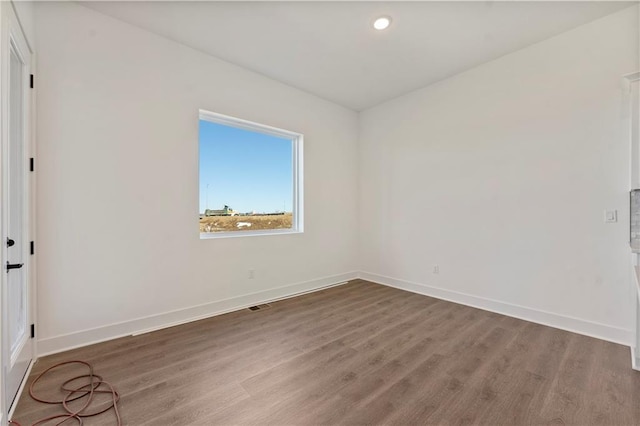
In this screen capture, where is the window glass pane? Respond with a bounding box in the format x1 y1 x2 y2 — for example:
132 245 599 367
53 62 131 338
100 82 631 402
199 119 294 234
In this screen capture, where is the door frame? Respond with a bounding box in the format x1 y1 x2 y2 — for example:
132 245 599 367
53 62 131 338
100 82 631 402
0 0 36 420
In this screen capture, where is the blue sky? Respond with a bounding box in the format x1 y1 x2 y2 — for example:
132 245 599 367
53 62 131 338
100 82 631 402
199 119 293 214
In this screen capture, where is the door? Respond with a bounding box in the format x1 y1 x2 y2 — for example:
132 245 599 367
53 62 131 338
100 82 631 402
2 3 32 413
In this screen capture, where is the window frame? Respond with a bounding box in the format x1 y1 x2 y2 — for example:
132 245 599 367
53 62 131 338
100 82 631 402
198 109 304 239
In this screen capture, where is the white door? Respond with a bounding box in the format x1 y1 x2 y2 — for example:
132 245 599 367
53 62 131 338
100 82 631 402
2 3 32 413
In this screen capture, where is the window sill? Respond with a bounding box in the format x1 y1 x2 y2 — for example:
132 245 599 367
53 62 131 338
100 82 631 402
200 229 303 239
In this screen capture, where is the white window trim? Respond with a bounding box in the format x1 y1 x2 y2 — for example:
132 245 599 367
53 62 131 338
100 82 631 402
199 109 304 239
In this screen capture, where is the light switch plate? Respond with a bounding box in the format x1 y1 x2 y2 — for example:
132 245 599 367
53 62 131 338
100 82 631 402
605 210 617 223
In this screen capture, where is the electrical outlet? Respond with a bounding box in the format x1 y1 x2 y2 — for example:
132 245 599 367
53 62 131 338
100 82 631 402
248 269 255 279
433 264 439 274
604 210 617 223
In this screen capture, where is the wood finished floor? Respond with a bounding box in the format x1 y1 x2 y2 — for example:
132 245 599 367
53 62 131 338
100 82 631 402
12 280 640 425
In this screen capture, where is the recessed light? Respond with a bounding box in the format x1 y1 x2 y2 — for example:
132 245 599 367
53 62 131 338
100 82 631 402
373 16 391 31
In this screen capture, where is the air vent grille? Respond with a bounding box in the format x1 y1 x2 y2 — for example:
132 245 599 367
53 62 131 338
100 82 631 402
248 304 272 312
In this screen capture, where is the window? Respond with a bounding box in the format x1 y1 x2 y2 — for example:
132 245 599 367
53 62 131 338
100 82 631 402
199 110 303 238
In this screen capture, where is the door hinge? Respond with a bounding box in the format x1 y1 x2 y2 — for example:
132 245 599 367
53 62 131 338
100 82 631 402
30 157 34 172
30 324 35 339
30 74 34 89
30 241 34 255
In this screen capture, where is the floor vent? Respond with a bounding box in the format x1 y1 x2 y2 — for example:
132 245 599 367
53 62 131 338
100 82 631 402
248 304 271 312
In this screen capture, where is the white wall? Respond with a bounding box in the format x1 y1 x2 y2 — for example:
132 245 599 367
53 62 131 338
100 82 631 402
359 6 639 345
35 2 359 354
34 1 640 354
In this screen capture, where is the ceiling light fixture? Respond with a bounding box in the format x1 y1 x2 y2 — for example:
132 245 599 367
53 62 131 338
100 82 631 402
373 16 391 31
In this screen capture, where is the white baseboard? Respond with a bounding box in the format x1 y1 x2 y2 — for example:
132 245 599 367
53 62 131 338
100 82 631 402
359 271 632 347
37 271 358 357
37 270 633 358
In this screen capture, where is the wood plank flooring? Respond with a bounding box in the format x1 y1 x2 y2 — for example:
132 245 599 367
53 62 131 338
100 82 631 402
11 280 640 425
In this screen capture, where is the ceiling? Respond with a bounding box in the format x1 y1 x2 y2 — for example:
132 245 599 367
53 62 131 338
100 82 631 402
80 1 635 111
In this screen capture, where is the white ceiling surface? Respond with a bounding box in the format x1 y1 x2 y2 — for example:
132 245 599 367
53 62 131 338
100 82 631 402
80 1 635 111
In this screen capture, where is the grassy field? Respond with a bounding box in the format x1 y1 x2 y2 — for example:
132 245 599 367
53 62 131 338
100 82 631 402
200 213 293 233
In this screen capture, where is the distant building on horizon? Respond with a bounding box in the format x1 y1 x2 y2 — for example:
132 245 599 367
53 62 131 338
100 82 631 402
204 205 236 216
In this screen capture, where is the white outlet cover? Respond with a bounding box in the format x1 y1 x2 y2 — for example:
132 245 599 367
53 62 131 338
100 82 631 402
604 210 617 223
